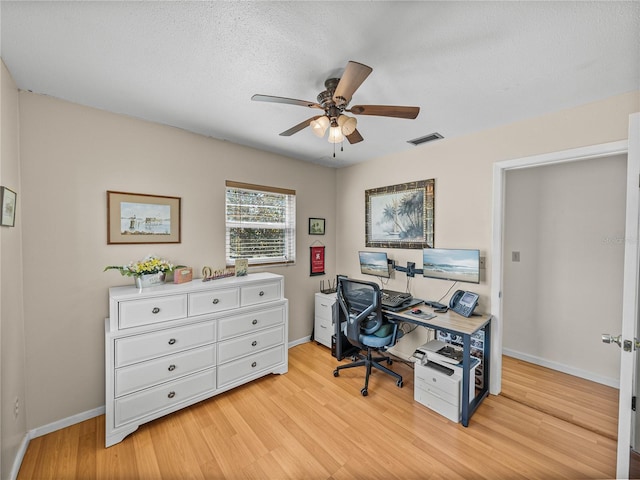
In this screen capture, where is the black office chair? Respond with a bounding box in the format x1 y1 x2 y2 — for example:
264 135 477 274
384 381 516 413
333 278 403 396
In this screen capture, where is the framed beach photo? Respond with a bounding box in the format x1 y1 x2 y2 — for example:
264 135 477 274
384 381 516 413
107 191 181 244
0 187 17 227
365 179 434 249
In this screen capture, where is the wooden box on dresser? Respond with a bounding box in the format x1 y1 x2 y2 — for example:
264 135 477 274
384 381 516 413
105 272 288 447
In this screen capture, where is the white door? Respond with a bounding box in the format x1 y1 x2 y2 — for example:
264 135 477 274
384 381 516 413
613 112 640 478
491 113 639 478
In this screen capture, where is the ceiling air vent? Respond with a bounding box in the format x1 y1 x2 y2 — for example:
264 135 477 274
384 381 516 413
407 132 443 146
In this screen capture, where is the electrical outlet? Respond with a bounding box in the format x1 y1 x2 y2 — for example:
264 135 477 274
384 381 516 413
479 256 486 269
512 251 521 262
14 397 19 419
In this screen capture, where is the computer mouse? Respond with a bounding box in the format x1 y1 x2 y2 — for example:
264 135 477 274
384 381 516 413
411 308 422 314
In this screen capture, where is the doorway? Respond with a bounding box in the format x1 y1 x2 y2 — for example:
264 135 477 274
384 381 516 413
489 138 635 477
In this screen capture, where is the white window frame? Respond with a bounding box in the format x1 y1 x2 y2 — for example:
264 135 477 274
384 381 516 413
225 181 296 267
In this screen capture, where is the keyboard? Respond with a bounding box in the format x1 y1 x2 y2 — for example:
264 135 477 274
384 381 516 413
381 289 412 308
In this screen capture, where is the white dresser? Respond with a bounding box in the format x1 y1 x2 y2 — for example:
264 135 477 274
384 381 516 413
105 272 288 447
314 292 337 348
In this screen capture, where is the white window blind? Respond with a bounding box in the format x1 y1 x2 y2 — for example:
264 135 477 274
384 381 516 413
225 181 296 266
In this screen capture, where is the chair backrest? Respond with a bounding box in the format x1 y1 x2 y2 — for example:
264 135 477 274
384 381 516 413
337 278 383 349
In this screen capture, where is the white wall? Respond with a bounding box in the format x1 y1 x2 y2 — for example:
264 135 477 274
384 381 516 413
503 156 626 386
336 91 639 388
1 60 27 480
18 92 337 431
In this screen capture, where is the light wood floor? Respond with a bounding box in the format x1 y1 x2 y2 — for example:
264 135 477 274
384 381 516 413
501 355 619 440
18 342 618 479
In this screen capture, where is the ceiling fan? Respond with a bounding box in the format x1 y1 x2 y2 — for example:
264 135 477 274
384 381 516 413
251 61 420 147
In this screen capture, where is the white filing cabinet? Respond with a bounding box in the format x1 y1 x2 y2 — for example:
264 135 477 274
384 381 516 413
414 359 477 423
105 272 288 447
314 292 337 348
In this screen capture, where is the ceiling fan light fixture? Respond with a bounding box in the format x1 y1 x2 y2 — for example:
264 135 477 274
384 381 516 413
328 125 344 144
310 116 330 137
338 115 357 135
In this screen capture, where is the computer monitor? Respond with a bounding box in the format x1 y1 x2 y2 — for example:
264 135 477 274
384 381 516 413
422 248 480 284
358 251 391 278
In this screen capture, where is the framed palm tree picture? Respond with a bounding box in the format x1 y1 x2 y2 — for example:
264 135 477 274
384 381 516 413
365 179 434 249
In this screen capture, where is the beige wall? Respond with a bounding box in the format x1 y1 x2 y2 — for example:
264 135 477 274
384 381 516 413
8 75 640 443
336 91 639 382
1 60 27 479
503 156 626 385
18 92 337 430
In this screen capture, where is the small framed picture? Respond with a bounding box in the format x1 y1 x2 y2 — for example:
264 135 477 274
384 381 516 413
107 190 181 244
1 187 17 227
309 217 325 235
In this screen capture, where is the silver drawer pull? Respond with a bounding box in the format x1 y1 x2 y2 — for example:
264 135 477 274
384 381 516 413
251 340 258 347
252 319 258 325
152 307 160 314
251 362 257 368
259 291 265 296
168 338 176 345
168 364 176 371
168 391 176 399
212 298 219 304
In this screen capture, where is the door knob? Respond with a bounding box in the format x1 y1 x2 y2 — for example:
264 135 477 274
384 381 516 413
602 333 622 347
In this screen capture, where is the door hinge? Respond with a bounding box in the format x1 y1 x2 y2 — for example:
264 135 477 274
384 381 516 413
633 396 636 411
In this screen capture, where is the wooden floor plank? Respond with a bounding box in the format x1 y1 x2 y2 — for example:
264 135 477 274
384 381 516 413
17 343 618 479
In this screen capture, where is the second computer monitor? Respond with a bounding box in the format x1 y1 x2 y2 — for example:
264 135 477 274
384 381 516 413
422 248 480 284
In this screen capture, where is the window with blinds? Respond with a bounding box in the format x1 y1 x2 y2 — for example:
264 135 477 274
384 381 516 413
225 181 296 266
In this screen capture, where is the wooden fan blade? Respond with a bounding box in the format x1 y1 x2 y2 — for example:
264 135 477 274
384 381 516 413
346 129 364 144
279 116 323 136
349 105 420 119
252 94 322 109
333 61 372 104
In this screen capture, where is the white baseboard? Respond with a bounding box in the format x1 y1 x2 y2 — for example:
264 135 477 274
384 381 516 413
289 336 311 348
9 434 30 480
502 348 619 389
9 406 105 480
29 405 105 439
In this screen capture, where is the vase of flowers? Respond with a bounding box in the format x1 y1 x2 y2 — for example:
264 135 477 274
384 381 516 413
104 255 174 288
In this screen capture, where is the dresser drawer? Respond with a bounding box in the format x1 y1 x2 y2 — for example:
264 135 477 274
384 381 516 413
115 368 216 427
218 305 285 340
115 321 216 368
189 288 239 316
217 345 284 388
115 344 217 397
218 326 284 364
240 281 281 307
119 295 188 329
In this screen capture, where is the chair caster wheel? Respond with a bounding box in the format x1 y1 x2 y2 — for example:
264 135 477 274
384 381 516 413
361 388 368 396
387 359 393 365
333 370 339 377
396 380 403 388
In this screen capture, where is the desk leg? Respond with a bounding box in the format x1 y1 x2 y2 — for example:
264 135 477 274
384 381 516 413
461 333 471 427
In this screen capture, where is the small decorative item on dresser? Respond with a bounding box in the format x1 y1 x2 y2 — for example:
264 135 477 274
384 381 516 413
104 255 175 288
235 258 248 277
173 267 193 284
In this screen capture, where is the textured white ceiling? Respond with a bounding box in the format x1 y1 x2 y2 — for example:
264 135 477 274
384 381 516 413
1 1 639 167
